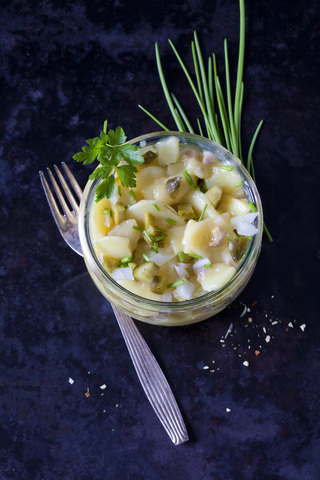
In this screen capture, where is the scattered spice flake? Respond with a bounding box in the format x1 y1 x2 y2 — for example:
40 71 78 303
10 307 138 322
300 324 306 331
265 335 271 343
243 361 249 367
100 384 107 390
85 388 91 398
248 317 253 323
68 377 74 385
252 300 258 307
255 350 260 356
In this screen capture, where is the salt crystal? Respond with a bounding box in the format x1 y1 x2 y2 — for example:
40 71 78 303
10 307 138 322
300 324 306 331
226 408 231 412
69 378 74 385
243 361 249 367
265 335 271 343
288 322 293 328
203 366 209 370
100 384 107 390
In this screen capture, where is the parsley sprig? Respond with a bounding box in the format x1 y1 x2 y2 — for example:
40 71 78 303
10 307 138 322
73 120 144 202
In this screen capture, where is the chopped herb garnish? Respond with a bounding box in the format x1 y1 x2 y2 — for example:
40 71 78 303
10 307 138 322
227 234 233 242
155 235 165 241
132 225 144 232
204 264 212 268
178 251 185 262
183 170 194 186
128 190 136 202
234 180 244 187
153 203 160 211
166 218 177 225
142 252 151 262
118 185 122 196
102 208 112 216
198 204 208 222
188 253 202 259
73 120 144 202
222 164 233 172
143 230 153 243
167 280 186 288
151 243 158 253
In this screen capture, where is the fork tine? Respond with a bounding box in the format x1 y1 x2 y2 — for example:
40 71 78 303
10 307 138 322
61 162 83 201
46 166 74 219
39 170 64 225
54 164 79 213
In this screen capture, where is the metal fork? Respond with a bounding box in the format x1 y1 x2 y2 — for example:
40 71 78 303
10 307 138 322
39 162 188 445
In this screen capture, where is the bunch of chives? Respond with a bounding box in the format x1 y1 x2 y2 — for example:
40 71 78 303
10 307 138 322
138 0 272 242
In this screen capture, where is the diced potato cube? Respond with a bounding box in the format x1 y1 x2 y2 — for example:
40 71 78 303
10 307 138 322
218 195 251 216
95 236 132 259
197 263 236 291
108 219 141 249
167 225 186 254
125 200 185 229
182 218 218 257
156 136 180 166
180 189 218 219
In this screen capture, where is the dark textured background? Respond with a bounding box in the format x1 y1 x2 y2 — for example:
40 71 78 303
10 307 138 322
1 0 320 479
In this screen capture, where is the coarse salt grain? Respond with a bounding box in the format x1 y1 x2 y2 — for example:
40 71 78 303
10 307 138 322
69 378 74 385
100 384 107 390
226 408 231 412
203 366 209 370
265 335 271 343
243 361 249 367
288 322 293 328
300 324 306 331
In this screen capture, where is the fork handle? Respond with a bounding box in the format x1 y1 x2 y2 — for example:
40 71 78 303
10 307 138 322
111 305 189 445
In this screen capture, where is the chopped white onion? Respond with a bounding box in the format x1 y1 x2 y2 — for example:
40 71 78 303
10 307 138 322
112 267 134 281
148 251 175 266
109 189 120 205
104 214 111 227
162 292 172 302
230 212 259 236
176 278 195 300
175 264 190 277
193 257 211 272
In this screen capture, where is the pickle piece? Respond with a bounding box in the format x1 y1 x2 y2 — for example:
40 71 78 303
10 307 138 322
143 150 158 164
166 176 182 199
177 204 197 221
133 261 159 283
144 211 156 228
150 275 167 294
228 236 249 261
205 185 223 209
111 204 125 225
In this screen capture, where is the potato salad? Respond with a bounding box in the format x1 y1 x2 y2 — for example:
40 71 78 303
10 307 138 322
89 136 259 302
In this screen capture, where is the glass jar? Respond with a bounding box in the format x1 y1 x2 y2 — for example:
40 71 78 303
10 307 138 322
78 132 263 326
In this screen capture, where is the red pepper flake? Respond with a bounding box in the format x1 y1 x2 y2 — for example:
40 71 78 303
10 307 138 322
85 388 90 397
252 300 258 307
248 317 253 323
255 350 260 356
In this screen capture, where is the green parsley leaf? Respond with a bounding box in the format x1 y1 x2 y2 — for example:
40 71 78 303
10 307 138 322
117 165 138 188
73 120 144 201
